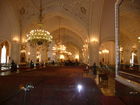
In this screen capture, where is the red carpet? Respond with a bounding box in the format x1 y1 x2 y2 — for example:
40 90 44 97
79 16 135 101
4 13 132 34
0 66 125 105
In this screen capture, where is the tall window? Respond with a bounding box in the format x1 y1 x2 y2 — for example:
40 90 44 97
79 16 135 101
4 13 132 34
130 52 136 67
1 45 7 63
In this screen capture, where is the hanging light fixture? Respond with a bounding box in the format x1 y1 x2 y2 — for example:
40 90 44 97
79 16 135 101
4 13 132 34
27 0 53 45
52 17 67 53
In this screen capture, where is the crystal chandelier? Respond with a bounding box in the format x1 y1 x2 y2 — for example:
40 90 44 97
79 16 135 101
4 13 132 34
52 43 66 53
27 27 53 45
26 0 53 45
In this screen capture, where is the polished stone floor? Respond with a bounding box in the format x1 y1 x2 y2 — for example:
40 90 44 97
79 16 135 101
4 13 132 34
0 66 124 105
83 70 115 96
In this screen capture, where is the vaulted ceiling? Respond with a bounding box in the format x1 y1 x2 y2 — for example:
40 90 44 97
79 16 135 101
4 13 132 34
4 0 93 53
9 0 90 39
11 0 90 23
6 0 92 53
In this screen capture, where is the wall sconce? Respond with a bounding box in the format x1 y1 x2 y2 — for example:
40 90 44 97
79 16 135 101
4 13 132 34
75 54 79 60
60 54 65 60
36 55 40 59
13 37 19 42
138 37 140 43
27 52 30 55
99 51 102 54
90 38 98 43
83 44 88 48
20 50 26 53
120 47 123 52
102 49 109 54
22 38 27 43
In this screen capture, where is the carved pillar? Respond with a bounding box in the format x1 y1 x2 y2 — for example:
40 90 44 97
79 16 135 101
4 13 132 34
41 46 48 63
88 0 103 66
89 42 99 65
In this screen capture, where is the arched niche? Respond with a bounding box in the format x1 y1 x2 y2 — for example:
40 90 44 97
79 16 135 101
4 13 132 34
20 45 26 64
0 41 10 64
99 41 115 66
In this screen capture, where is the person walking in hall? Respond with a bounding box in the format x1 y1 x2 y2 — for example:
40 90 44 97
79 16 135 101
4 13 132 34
92 62 97 75
99 62 103 68
30 60 34 68
11 60 17 72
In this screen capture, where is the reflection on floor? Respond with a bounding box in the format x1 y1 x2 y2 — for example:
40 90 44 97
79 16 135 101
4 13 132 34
0 68 116 96
0 70 20 76
0 67 102 105
0 71 12 76
83 70 115 96
0 66 124 105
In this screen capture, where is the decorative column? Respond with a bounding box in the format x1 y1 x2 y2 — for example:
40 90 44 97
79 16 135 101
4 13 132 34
79 50 83 63
137 45 140 65
88 0 103 66
30 45 36 63
123 47 131 64
88 41 99 66
41 46 48 63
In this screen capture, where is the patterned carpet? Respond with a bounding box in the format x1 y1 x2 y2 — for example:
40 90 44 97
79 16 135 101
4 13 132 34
0 66 125 105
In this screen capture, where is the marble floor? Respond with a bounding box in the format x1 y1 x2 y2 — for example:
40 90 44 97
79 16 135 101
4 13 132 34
83 70 115 96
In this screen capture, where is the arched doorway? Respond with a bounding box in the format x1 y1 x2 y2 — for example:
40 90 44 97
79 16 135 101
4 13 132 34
20 45 26 63
0 41 9 64
99 41 115 65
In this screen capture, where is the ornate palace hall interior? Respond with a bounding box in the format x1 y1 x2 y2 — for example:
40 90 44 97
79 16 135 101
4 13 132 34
0 0 140 105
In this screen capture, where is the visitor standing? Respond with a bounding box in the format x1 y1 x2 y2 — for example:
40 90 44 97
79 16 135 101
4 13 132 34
92 63 97 75
30 60 34 68
11 60 17 72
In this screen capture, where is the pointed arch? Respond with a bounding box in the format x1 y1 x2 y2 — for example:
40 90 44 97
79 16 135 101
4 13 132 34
0 41 10 64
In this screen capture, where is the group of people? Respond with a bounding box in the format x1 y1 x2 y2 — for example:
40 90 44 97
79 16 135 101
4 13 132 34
12 60 36 72
64 60 79 66
85 62 109 76
0 60 17 71
11 60 17 72
30 60 34 68
50 60 80 66
10 60 35 72
92 63 97 75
